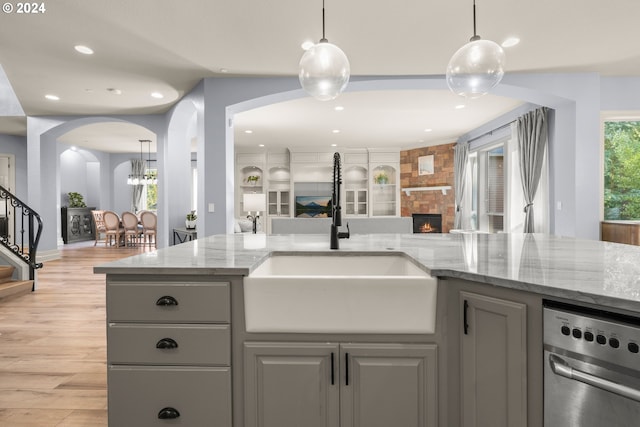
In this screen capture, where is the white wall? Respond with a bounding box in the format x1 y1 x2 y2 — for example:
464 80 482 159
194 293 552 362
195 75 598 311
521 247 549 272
59 149 97 207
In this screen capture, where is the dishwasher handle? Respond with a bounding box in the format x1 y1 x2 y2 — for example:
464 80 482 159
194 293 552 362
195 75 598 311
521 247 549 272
549 354 640 403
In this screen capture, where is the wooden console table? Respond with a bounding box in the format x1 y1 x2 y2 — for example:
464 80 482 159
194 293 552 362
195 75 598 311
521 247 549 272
601 221 640 246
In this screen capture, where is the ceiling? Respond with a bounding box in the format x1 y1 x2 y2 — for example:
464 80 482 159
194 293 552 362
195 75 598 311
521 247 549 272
1 0 639 153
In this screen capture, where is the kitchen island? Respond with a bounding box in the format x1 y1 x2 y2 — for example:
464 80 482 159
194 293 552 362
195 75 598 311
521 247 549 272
95 233 640 427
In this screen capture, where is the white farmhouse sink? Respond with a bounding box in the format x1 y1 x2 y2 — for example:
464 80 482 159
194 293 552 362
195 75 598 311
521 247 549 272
244 254 438 334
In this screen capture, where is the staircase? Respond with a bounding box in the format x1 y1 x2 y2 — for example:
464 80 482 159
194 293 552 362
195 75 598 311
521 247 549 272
0 265 32 300
0 185 43 293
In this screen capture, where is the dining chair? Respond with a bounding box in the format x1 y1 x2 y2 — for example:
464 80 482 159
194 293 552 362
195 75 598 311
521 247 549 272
121 211 142 247
140 211 157 248
103 210 124 247
91 210 107 246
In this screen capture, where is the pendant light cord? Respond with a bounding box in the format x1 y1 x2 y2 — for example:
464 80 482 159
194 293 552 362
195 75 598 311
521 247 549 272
320 0 328 43
471 0 480 41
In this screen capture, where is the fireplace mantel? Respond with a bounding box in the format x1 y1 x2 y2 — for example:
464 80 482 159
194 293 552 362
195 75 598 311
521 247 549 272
402 186 452 196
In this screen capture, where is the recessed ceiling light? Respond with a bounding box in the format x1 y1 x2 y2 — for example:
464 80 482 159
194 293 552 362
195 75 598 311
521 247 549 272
334 106 344 111
245 130 253 134
258 144 265 147
301 40 314 51
219 68 228 73
455 104 466 109
424 128 432 132
74 45 94 55
332 129 340 134
45 94 60 101
501 37 520 48
331 144 337 147
151 92 164 99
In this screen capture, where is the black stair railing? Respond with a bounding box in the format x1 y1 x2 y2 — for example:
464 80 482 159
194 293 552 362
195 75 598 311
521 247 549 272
0 185 43 285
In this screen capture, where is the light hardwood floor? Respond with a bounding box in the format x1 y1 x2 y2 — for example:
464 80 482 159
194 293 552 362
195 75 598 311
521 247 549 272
0 241 153 427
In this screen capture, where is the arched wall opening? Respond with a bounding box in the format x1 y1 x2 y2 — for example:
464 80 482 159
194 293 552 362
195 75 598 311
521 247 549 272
29 115 160 257
222 77 577 237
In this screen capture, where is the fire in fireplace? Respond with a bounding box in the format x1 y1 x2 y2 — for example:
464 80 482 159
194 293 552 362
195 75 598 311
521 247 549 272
412 214 442 233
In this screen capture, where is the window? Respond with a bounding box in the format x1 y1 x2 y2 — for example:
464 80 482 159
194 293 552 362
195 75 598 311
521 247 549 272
464 121 548 234
143 169 157 211
486 146 505 232
469 142 506 233
604 121 640 220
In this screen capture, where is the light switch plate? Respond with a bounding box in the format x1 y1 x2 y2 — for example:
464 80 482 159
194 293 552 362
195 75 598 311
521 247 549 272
208 203 215 212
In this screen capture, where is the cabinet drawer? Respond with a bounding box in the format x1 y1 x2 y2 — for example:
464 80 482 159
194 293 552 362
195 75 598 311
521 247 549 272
108 366 231 427
107 282 229 323
108 324 230 366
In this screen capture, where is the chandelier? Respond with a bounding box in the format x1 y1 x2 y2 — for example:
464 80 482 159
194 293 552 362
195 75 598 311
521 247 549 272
127 139 157 185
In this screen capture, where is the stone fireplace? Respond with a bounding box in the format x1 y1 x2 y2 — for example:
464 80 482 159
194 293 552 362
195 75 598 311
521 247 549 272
412 213 442 233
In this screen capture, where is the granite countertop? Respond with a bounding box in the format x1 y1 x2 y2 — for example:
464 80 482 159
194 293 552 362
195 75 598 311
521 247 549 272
94 233 640 313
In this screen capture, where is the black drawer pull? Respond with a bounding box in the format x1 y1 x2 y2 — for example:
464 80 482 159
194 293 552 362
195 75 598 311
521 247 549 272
156 296 178 306
156 338 179 350
157 407 180 419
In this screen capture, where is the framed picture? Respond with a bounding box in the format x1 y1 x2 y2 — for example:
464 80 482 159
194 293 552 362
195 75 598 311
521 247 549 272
295 196 332 218
418 155 434 175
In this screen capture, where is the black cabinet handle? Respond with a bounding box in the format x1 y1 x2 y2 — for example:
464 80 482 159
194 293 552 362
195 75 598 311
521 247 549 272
463 299 469 335
330 352 335 385
156 296 178 306
157 407 180 419
345 352 350 386
156 338 179 350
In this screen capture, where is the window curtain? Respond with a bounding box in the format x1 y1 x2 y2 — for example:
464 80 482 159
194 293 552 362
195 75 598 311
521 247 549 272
517 107 548 233
131 158 145 212
453 143 469 229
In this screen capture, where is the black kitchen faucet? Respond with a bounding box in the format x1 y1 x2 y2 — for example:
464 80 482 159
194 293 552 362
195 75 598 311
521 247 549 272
330 152 350 249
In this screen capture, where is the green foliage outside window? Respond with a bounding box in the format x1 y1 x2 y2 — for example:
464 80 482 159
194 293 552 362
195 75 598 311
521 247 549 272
604 121 640 219
146 170 158 210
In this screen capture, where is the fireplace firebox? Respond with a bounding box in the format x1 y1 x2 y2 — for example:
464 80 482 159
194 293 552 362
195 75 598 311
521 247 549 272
412 214 442 233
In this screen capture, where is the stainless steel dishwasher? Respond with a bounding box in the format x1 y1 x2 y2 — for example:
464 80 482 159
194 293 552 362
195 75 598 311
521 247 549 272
544 300 640 426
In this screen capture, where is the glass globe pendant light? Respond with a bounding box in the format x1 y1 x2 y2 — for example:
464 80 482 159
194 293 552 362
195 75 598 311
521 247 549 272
446 0 506 99
299 0 350 101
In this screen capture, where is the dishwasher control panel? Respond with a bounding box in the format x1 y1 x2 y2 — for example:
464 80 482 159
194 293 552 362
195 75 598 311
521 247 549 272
544 300 640 371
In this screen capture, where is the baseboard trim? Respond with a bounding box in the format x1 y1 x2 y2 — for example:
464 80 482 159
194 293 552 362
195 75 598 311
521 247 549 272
37 248 61 263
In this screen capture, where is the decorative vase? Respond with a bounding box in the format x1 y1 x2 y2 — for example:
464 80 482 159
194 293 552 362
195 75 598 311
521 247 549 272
185 219 196 229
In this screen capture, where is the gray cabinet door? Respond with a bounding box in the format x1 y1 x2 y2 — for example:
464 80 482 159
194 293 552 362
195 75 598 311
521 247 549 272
460 291 527 427
340 343 438 427
244 342 340 427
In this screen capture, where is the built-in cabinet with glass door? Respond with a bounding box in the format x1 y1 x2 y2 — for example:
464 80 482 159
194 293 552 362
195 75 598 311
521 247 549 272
266 161 291 234
369 150 400 217
343 152 369 217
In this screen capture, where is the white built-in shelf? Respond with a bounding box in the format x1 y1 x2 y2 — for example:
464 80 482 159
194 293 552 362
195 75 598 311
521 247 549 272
402 186 452 196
